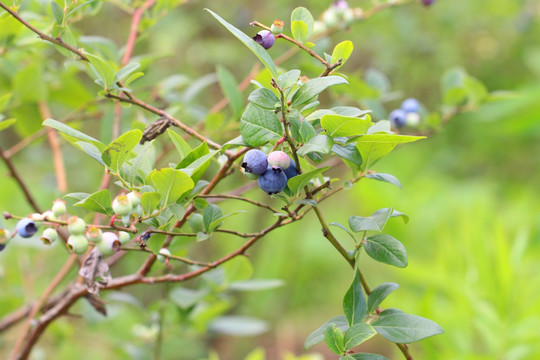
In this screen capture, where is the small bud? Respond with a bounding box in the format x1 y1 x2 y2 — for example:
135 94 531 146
86 226 102 242
118 231 131 245
270 19 284 34
112 195 132 216
41 228 59 245
52 199 67 216
253 30 275 50
67 216 86 235
67 234 89 254
3 212 12 220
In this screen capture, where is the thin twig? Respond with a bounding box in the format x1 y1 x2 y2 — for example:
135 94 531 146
38 102 67 193
196 194 279 213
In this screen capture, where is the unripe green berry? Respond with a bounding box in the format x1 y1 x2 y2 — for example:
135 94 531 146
0 228 12 248
98 232 120 256
157 248 171 263
52 199 67 216
67 234 89 254
86 226 102 242
127 191 141 208
118 231 131 245
112 195 132 216
31 213 43 221
67 216 86 235
41 228 58 245
41 210 57 222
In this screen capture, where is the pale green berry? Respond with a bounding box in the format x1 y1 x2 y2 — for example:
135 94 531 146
157 248 170 263
86 226 102 242
41 228 58 245
67 234 89 254
118 231 131 245
98 232 120 256
0 228 12 247
41 210 57 222
127 191 141 208
67 216 86 235
31 213 43 221
52 199 67 216
112 195 132 216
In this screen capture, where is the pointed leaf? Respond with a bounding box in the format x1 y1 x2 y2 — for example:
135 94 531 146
216 65 243 116
364 234 408 268
140 192 160 217
305 316 348 350
102 130 142 173
203 204 223 233
366 173 402 189
0 119 16 132
331 41 354 66
176 142 209 169
324 324 345 355
343 271 367 326
332 143 362 167
287 166 329 196
240 103 282 146
84 51 116 89
372 313 444 343
43 119 103 148
321 114 372 137
75 141 105 166
291 76 348 106
345 354 387 360
277 70 300 90
349 208 393 232
291 20 309 43
367 283 399 314
247 88 280 109
343 323 376 350
150 168 194 206
297 135 333 157
74 189 113 215
354 134 425 169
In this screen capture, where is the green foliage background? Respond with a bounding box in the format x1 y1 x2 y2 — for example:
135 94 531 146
0 0 539 359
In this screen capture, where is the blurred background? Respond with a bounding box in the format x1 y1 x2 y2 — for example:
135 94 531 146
1 0 540 359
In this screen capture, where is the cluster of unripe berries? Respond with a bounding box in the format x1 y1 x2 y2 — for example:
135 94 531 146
0 193 141 255
242 149 298 195
389 98 422 129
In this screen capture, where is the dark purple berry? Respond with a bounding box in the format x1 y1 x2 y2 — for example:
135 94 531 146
283 159 298 179
401 98 420 113
258 167 288 195
389 109 407 128
421 0 435 6
253 30 275 50
242 149 268 176
16 218 37 238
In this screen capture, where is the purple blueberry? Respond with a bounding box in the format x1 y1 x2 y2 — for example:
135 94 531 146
422 0 435 6
267 151 291 170
283 159 298 179
253 30 275 50
389 109 407 128
16 218 37 238
401 98 420 113
242 149 268 175
258 167 288 195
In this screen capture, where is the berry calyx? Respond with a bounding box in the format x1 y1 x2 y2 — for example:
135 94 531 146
267 151 291 170
242 149 268 176
67 234 89 254
41 228 59 245
86 226 102 242
271 19 284 34
389 109 407 128
52 199 67 217
253 30 275 50
16 218 38 238
98 232 121 256
112 195 132 216
258 167 288 195
67 216 86 235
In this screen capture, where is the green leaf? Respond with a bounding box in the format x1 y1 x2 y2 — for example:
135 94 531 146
291 20 309 43
176 142 209 169
321 114 372 137
287 166 329 196
329 222 356 241
147 233 166 254
102 130 142 173
332 143 362 167
150 168 194 206
208 210 247 233
372 313 444 343
223 256 253 283
367 283 399 314
209 316 268 337
63 192 89 201
349 208 393 232
297 135 334 157
364 234 408 268
354 134 425 170
343 271 367 326
216 65 244 117
291 7 314 39
74 141 105 166
240 103 282 147
331 41 354 66
13 63 47 102
304 316 349 350
366 173 402 189
74 189 113 215
205 9 278 79
277 70 300 90
168 203 185 221
203 204 223 233
324 324 345 355
290 113 316 143
43 119 104 149
343 323 376 350
0 118 16 132
391 209 409 224
0 93 12 113
50 1 64 25
115 62 140 82
178 150 218 184
229 279 284 292
291 76 348 106
169 287 208 309
141 192 160 216
343 354 387 360
247 88 280 109
84 51 116 89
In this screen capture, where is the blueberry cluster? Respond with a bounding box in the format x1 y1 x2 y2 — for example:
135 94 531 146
389 98 422 129
242 149 298 195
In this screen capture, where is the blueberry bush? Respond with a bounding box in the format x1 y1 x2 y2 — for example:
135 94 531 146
0 0 502 359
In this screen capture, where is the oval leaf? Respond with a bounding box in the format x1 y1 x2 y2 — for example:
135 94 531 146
343 323 376 350
367 282 399 314
372 313 444 343
364 234 408 268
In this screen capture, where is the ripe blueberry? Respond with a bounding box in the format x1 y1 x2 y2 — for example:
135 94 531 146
16 218 37 238
112 195 132 216
401 98 420 113
389 109 407 128
284 159 298 179
67 234 89 254
253 30 275 50
267 151 291 170
67 216 86 235
41 228 58 245
422 0 435 6
242 149 268 175
98 232 121 255
52 199 67 217
258 167 288 195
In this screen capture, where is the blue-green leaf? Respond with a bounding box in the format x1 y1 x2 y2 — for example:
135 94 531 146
324 324 345 355
217 65 244 117
291 76 348 106
372 313 444 343
366 173 402 189
149 168 194 206
343 323 376 350
354 134 425 170
287 166 329 196
297 135 333 157
102 129 142 173
304 316 349 350
247 87 280 109
349 208 393 232
343 271 367 326
367 283 399 314
364 234 408 268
